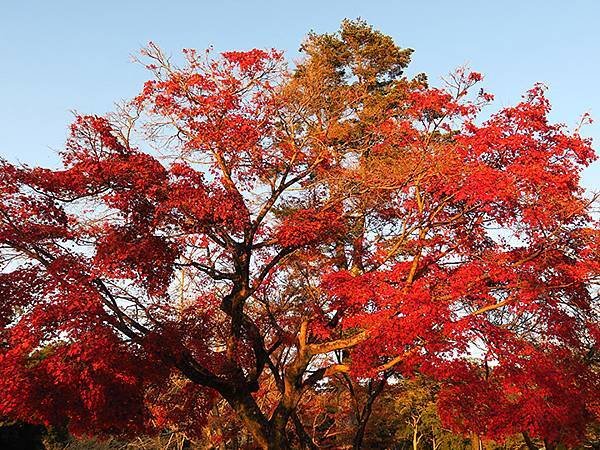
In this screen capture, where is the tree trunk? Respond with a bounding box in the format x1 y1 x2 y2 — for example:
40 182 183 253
471 433 482 450
352 378 386 450
225 391 284 450
268 426 290 450
412 424 420 450
292 411 318 450
353 420 368 450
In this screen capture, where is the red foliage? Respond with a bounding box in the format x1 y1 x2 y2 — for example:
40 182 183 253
0 25 597 447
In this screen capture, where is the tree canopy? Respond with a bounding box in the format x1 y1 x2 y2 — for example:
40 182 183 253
0 20 598 450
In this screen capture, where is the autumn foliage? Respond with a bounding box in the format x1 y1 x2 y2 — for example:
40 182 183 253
0 20 598 449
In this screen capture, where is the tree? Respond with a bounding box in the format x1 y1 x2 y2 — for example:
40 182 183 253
0 20 598 449
392 376 440 450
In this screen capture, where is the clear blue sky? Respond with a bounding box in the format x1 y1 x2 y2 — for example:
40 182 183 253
1 0 598 190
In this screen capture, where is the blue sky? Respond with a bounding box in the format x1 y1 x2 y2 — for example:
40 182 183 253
1 0 598 189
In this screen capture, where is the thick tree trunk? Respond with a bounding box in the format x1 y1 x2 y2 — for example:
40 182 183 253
226 390 297 449
268 409 292 450
225 392 280 450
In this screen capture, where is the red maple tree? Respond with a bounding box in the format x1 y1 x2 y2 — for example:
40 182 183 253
1 20 598 449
